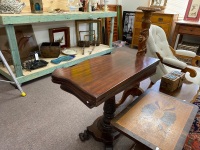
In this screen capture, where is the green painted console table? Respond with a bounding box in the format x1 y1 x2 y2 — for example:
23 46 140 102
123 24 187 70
0 11 117 84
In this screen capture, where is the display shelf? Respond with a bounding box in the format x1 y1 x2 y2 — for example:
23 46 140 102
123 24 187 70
0 11 117 25
0 45 113 84
0 11 117 84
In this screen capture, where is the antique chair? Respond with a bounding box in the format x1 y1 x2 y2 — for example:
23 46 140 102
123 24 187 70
146 25 200 86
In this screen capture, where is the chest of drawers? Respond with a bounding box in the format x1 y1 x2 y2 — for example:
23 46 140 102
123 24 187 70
131 11 178 48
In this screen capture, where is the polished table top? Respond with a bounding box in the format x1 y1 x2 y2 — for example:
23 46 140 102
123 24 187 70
52 47 159 108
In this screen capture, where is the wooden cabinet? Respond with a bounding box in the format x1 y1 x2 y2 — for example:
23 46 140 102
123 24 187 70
131 11 178 48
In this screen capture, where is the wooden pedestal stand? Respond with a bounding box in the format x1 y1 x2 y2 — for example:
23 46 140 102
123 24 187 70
136 7 160 56
116 7 161 120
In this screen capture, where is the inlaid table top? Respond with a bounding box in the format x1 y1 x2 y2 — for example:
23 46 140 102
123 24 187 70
112 89 198 150
52 48 159 108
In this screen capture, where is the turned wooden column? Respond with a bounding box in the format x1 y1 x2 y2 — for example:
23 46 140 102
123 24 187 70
116 8 161 110
136 7 160 56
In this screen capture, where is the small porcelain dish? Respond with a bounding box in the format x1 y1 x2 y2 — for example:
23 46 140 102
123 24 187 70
62 49 77 55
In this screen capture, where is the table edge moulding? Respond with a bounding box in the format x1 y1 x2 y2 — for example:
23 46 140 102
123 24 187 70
0 11 117 84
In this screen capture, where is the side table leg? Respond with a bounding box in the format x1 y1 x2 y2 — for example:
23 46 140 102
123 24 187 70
79 96 120 149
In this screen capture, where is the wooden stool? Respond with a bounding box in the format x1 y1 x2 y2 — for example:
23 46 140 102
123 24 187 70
111 89 198 150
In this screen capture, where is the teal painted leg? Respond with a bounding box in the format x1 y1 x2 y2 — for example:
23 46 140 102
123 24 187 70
5 25 23 77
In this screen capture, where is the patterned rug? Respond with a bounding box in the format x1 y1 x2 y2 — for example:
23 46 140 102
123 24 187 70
183 94 200 150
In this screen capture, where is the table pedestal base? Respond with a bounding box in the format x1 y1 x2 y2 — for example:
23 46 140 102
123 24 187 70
87 116 120 149
79 96 120 149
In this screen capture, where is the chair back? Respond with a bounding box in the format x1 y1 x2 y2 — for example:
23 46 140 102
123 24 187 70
147 25 176 59
146 25 175 83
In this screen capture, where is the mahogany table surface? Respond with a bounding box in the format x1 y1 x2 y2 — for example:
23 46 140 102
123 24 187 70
52 47 159 108
151 80 200 103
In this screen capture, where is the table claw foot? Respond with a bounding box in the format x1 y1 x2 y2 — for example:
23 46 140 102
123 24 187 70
79 130 90 142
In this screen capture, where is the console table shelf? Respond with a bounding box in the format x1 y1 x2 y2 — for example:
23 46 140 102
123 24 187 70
0 11 117 84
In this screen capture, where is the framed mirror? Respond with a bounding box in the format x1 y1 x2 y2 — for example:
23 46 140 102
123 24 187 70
150 0 167 10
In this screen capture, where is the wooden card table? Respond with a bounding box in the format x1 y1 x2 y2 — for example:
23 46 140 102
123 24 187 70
51 47 159 149
111 89 198 150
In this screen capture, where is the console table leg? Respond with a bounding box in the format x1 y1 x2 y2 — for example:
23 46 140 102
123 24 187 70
116 84 144 107
79 96 120 149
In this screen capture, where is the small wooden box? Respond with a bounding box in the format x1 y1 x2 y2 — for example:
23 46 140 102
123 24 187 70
171 70 185 87
160 71 185 92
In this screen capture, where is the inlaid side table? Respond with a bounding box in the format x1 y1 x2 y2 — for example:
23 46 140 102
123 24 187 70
111 89 198 150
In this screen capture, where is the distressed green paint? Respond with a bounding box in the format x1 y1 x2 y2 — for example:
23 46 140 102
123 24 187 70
5 25 23 77
0 12 117 25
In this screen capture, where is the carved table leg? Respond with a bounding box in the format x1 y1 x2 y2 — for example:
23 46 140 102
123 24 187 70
79 96 120 149
116 84 144 108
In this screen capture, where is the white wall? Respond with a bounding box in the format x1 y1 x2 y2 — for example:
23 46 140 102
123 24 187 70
33 1 149 47
122 0 149 11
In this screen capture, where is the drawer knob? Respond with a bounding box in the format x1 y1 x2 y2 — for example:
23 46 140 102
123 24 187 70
158 18 163 22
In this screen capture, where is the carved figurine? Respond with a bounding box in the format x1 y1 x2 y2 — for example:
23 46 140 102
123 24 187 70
0 0 25 14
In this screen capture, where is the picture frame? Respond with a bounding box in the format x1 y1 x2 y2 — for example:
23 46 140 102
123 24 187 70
49 27 70 49
75 19 102 46
122 11 135 44
184 0 200 22
150 0 167 10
